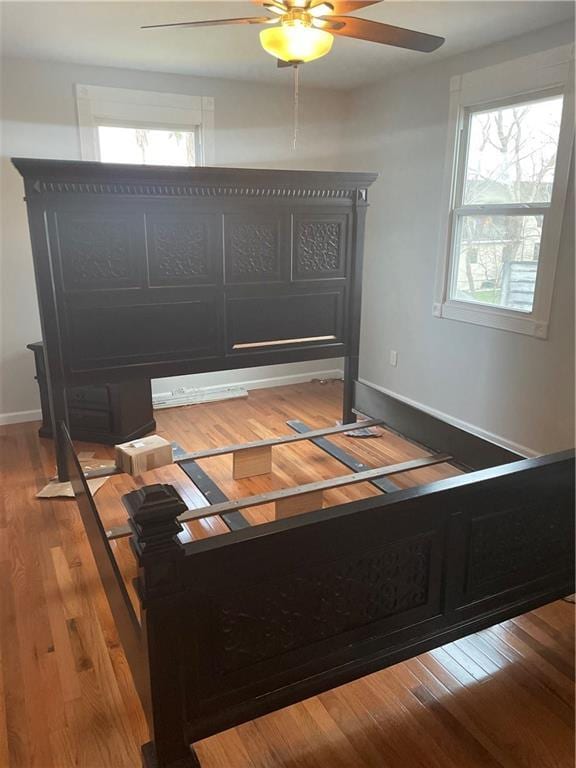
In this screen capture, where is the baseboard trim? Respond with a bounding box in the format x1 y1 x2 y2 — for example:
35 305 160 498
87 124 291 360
153 369 344 410
357 377 539 459
0 408 42 426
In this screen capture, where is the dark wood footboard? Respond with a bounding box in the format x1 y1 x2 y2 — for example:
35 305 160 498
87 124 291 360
65 419 574 768
181 452 574 736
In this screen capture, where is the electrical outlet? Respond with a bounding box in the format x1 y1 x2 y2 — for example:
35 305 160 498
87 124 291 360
389 350 398 367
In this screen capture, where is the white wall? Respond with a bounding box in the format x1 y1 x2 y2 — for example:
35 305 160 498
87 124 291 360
343 22 574 455
0 56 347 421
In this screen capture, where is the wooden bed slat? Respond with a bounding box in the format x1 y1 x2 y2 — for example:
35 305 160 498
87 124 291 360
107 452 451 540
177 452 451 519
82 465 123 480
175 418 384 462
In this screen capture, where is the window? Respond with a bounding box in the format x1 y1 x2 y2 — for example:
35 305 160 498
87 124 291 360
434 46 574 337
98 126 197 166
76 85 215 166
452 95 562 313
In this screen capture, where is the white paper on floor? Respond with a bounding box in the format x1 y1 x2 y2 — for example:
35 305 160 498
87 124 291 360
37 452 116 498
36 476 109 498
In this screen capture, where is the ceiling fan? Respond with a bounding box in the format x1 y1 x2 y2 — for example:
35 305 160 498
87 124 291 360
142 0 445 66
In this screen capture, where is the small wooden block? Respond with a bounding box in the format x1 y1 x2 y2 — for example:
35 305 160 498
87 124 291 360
233 445 272 480
275 490 324 519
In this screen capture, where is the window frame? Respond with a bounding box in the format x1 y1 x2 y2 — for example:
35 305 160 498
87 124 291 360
76 84 215 166
433 45 574 338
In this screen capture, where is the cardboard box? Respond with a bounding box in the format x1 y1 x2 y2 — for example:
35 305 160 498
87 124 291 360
115 435 173 476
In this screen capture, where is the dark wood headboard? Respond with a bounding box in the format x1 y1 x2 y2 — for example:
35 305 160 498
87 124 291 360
14 159 377 479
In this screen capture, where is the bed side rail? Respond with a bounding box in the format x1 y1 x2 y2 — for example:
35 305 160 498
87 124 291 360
63 424 150 715
354 380 522 469
137 449 574 751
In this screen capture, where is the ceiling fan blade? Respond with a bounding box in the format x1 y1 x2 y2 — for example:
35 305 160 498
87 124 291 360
262 1 289 14
308 2 334 16
319 0 382 14
142 16 277 30
329 16 444 52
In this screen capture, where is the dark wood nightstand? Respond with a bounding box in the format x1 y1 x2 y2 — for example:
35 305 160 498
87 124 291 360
28 342 156 444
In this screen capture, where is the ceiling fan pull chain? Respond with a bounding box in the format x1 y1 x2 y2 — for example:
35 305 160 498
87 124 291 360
293 63 300 151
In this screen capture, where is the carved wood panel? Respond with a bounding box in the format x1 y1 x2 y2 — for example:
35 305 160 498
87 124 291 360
56 212 143 290
292 213 348 280
465 501 573 594
224 214 286 283
214 536 431 672
146 213 221 286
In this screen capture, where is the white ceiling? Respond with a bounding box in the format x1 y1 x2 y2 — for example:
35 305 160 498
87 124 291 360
2 1 574 89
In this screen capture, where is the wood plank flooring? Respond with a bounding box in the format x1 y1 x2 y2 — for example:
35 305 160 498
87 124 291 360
0 381 573 767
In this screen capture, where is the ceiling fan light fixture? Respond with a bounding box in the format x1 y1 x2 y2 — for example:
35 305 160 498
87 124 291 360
260 22 333 63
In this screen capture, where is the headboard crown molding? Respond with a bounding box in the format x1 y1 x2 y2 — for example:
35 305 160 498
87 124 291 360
12 158 377 200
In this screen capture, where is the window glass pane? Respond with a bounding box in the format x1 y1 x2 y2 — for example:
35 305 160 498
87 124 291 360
463 96 563 205
97 126 196 166
450 214 543 312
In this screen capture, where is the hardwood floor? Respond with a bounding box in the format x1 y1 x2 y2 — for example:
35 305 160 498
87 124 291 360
0 381 573 768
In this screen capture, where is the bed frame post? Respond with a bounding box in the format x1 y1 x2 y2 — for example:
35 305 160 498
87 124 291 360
23 186 70 481
343 186 370 425
125 484 201 768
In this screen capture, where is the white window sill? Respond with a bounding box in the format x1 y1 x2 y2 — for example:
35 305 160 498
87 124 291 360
432 301 548 338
